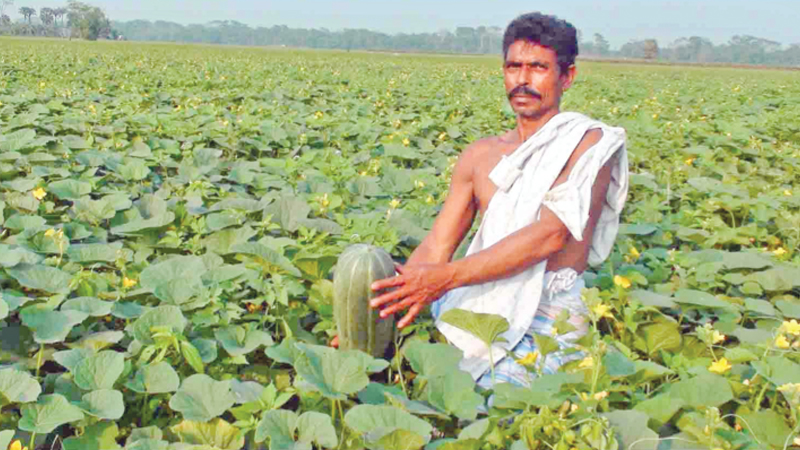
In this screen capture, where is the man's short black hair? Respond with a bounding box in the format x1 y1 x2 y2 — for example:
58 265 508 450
503 12 579 73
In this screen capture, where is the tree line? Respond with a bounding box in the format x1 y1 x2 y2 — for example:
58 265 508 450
2 2 799 67
0 0 113 40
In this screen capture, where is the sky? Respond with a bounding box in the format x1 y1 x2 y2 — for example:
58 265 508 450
5 0 799 47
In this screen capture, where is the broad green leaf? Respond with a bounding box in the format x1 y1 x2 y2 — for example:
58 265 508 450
171 418 245 450
73 350 126 391
439 309 509 347
297 411 338 449
0 298 7 321
61 297 113 317
53 348 95 371
66 242 126 263
345 405 432 446
0 431 14 450
673 289 735 310
722 347 758 363
215 324 274 356
126 362 180 394
752 356 800 386
69 330 125 351
254 409 299 449
776 300 800 318
48 179 93 200
6 263 73 294
62 421 122 450
636 320 682 355
168 374 237 422
630 290 676 309
181 340 206 374
265 337 302 365
192 338 219 364
293 343 388 400
603 350 637 377
18 394 85 433
3 214 46 230
73 196 117 222
403 342 462 378
669 373 733 408
602 410 659 450
0 368 42 404
720 252 773 270
0 128 36 151
230 242 302 277
373 429 428 450
139 255 207 292
493 373 583 410
422 370 482 421
20 306 87 344
131 305 187 345
633 393 686 425
743 298 777 317
79 389 125 420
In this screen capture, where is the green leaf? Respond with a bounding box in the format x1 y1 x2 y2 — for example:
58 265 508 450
297 411 338 449
669 373 733 408
61 297 113 317
67 242 126 263
752 356 800 387
345 405 432 448
168 374 237 422
673 289 735 310
493 373 583 410
776 300 800 318
18 394 85 433
6 263 73 294
0 431 14 450
79 389 125 420
403 342 462 378
70 330 125 352
630 290 676 309
722 347 758 364
170 418 245 450
293 343 388 400
738 410 792 449
139 255 207 292
265 337 302 365
125 362 181 394
62 421 122 450
721 252 773 270
439 308 509 347
20 305 87 344
131 305 187 345
73 350 125 391
48 179 93 200
53 348 95 372
254 409 298 448
633 393 686 425
0 368 42 404
215 324 274 356
230 242 302 277
0 128 36 152
602 410 659 450
374 429 428 450
636 320 682 355
422 370 483 421
181 340 206 374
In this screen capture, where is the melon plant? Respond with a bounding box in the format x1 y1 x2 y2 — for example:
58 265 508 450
333 244 396 357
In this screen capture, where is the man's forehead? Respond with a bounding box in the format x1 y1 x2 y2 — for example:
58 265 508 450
506 40 558 61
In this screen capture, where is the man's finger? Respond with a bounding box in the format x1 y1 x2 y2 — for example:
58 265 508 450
393 262 405 274
398 303 424 329
378 295 419 319
370 285 411 309
371 274 404 292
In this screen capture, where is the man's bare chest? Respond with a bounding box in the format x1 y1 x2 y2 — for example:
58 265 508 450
470 142 520 215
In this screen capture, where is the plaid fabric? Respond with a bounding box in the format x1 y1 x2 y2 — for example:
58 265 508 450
475 270 588 389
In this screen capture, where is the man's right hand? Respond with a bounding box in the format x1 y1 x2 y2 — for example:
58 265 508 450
329 335 339 348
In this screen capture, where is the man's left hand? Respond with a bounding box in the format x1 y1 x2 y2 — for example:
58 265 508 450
369 263 455 329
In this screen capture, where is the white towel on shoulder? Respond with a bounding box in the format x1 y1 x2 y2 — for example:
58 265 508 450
433 112 628 380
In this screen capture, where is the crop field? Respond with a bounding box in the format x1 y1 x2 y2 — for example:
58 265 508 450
0 37 799 450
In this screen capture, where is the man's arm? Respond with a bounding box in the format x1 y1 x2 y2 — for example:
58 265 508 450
371 129 612 328
404 141 482 266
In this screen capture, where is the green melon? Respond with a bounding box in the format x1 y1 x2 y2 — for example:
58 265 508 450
333 244 396 357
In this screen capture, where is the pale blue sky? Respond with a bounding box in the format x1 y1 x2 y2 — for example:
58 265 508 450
7 0 799 47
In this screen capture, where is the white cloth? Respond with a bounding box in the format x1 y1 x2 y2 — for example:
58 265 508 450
433 111 628 380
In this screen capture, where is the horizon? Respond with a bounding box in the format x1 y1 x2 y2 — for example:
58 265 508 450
3 0 798 48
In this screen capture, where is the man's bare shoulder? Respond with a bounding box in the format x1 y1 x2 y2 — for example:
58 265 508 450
458 131 518 164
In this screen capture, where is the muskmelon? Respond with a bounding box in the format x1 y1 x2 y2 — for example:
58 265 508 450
333 244 396 357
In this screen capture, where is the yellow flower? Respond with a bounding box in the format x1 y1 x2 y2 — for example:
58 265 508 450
629 246 640 259
685 158 695 166
44 228 57 237
613 275 631 289
774 334 790 349
426 195 435 204
31 187 47 200
784 190 792 196
516 351 539 367
123 277 138 289
9 440 28 450
708 358 732 374
578 356 594 369
794 437 800 447
402 138 410 146
780 319 800 336
414 180 425 189
438 131 447 141
773 247 787 256
592 303 613 319
314 111 323 119
593 391 609 401
711 330 726 344
389 198 401 209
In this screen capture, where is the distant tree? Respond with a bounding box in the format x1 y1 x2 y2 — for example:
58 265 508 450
40 7 55 26
18 6 35 23
67 0 109 40
0 14 9 26
0 0 12 18
593 33 610 56
54 6 67 26
643 39 659 60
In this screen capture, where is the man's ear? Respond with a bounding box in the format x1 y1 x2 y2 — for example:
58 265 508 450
561 65 577 91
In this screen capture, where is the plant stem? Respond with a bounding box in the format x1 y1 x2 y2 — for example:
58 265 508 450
488 345 496 386
35 343 45 379
29 432 36 450
753 382 769 411
393 338 408 397
330 398 336 423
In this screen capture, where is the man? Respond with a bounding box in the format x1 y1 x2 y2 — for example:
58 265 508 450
368 12 629 387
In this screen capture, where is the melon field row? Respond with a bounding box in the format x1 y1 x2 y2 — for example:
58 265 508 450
0 37 798 450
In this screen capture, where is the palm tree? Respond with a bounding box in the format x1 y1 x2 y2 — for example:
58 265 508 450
40 7 54 26
18 5 34 23
54 6 67 26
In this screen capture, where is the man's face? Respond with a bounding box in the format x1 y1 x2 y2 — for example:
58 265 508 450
503 40 575 119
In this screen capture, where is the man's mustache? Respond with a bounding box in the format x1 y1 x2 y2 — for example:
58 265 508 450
508 85 542 99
